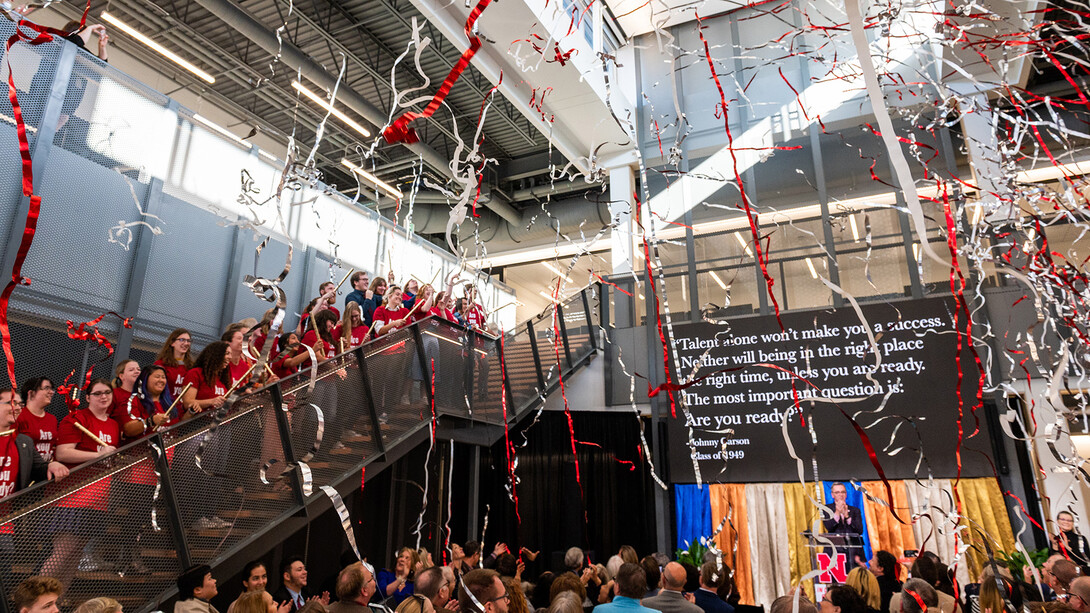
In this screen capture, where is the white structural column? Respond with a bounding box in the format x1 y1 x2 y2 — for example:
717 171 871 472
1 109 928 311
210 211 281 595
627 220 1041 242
609 164 637 274
952 86 1014 221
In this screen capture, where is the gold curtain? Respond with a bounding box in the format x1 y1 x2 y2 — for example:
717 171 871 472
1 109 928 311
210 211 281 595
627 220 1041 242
956 478 1017 579
710 483 754 605
783 482 821 602
860 480 917 560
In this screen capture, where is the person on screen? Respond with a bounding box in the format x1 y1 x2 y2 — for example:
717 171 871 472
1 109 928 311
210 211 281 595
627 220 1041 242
823 482 865 567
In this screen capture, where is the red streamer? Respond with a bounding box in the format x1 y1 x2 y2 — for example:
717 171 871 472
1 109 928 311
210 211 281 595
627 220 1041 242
0 7 90 390
384 0 494 144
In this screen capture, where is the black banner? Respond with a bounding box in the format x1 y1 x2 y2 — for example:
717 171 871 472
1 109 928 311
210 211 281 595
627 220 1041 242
665 297 994 483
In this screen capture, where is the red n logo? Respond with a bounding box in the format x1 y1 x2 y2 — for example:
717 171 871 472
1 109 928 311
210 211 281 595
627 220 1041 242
816 553 847 583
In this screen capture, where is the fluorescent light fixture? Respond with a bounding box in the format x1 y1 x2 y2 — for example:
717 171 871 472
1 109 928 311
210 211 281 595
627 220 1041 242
849 214 860 241
538 290 562 303
541 261 573 282
101 12 215 84
340 158 403 200
805 257 818 279
734 233 754 257
192 114 250 148
292 81 371 138
708 270 727 290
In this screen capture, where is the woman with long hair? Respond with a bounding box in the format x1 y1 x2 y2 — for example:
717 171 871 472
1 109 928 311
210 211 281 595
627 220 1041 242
181 341 230 414
223 323 254 389
846 567 881 613
155 328 194 398
111 359 142 435
139 364 177 429
181 341 233 531
362 276 389 327
335 301 368 351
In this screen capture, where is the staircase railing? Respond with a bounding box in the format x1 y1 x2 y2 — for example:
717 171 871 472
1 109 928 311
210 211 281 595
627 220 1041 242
0 284 600 613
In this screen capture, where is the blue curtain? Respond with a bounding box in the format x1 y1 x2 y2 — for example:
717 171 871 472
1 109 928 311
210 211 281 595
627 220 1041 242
674 484 712 552
821 481 873 562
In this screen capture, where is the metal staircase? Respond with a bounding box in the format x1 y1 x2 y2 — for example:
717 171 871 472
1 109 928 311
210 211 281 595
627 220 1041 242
0 284 601 613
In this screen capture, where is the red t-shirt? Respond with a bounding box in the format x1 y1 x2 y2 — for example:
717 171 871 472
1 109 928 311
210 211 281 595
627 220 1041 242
15 409 58 462
0 433 19 500
251 332 267 356
111 388 143 425
465 303 487 329
373 306 410 334
333 324 369 348
155 359 190 399
297 330 335 368
429 306 456 322
272 354 297 379
57 410 120 510
228 356 253 388
182 368 227 400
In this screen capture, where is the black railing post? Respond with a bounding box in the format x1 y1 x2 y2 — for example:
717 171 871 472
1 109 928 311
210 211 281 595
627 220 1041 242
151 432 193 570
463 330 476 414
527 320 546 392
269 384 308 507
582 287 597 351
411 324 435 408
354 346 387 455
555 302 574 368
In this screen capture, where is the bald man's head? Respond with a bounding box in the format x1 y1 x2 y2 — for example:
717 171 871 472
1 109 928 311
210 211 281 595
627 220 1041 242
1070 577 1090 612
662 562 687 591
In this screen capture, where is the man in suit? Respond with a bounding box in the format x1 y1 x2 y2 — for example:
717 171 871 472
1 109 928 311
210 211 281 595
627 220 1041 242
329 562 387 613
693 562 734 613
643 562 702 613
823 482 864 567
274 556 329 612
594 563 660 613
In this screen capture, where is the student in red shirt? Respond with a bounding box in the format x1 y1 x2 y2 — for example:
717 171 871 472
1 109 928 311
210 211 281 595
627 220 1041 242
179 342 233 530
410 284 440 401
334 302 368 352
297 309 344 450
222 323 254 389
249 308 277 360
297 283 340 336
15 376 58 462
154 328 194 399
139 365 178 430
272 332 309 380
0 387 68 498
43 378 120 587
463 284 488 331
181 341 230 415
111 359 142 437
371 287 414 407
429 291 458 322
373 286 412 337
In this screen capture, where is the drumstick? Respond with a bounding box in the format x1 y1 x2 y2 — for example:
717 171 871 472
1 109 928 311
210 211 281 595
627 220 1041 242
74 422 108 447
165 383 192 418
334 268 355 292
223 362 259 398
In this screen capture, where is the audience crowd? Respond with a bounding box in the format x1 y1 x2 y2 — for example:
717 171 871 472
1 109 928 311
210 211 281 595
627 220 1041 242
11 540 1090 613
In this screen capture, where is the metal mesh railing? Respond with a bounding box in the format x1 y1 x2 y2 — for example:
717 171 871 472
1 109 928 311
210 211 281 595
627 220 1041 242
0 288 601 613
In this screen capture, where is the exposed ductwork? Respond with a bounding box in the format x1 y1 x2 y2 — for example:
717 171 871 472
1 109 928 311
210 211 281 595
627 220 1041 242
190 0 518 227
398 194 612 253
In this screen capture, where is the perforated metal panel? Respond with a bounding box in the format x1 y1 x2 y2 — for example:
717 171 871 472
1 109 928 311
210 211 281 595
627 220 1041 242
139 193 235 339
